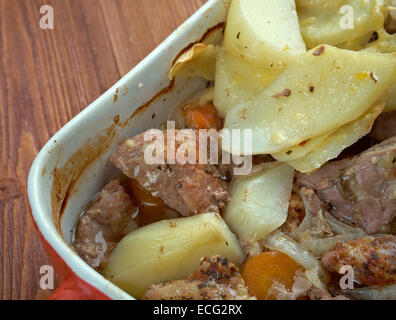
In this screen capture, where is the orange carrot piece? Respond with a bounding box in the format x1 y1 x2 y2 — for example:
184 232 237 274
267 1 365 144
126 179 167 227
242 251 302 300
185 102 222 130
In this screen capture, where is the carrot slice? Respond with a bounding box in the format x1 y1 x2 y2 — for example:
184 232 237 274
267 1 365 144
185 102 222 130
126 179 167 227
242 251 301 300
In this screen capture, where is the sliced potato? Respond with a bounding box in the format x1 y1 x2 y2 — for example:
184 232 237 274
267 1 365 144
103 213 244 299
214 47 281 117
361 31 396 112
337 32 377 51
385 84 396 112
385 0 396 33
296 0 346 8
272 130 335 161
363 30 396 53
299 234 363 257
224 0 306 69
169 44 218 81
223 45 396 155
287 102 385 173
223 163 294 243
298 0 384 49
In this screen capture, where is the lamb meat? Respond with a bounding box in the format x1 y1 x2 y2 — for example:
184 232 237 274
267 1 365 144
143 256 255 300
73 179 136 269
322 235 396 286
110 130 229 217
298 136 396 234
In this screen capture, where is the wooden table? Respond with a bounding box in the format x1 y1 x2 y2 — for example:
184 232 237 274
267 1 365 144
0 0 206 300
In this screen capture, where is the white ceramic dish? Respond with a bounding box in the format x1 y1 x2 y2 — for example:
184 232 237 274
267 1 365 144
27 0 229 300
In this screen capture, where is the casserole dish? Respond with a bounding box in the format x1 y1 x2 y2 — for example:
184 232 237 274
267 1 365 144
27 0 228 300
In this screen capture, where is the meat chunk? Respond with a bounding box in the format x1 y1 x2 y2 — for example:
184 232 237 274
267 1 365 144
322 235 396 286
143 256 255 300
73 180 136 269
294 188 334 238
110 130 229 217
370 110 396 143
298 136 396 234
239 240 263 260
280 189 306 234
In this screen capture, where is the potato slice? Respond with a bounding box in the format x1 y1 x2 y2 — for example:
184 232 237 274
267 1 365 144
272 130 336 162
287 102 384 173
386 0 396 33
223 45 396 155
385 85 396 112
224 0 306 69
363 30 396 53
223 163 294 243
103 212 244 299
337 32 377 51
361 31 396 112
296 0 346 8
214 47 281 117
299 0 384 49
169 44 218 81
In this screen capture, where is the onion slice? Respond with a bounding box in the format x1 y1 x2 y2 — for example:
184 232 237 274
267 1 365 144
339 284 396 300
288 190 366 256
299 234 362 257
261 230 330 289
324 212 366 236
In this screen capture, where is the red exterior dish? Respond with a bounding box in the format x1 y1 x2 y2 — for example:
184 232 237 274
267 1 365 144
29 204 110 300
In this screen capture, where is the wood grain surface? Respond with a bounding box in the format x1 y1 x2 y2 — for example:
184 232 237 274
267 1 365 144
0 0 207 300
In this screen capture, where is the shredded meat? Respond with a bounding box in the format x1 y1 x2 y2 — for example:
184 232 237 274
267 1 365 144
281 188 306 234
143 256 255 300
267 270 348 300
282 186 333 240
267 270 312 300
322 235 396 286
298 188 334 237
239 240 263 259
73 180 136 269
298 136 396 234
110 130 229 216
